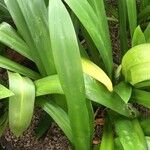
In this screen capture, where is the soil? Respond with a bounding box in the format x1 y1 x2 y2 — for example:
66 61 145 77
4 109 71 150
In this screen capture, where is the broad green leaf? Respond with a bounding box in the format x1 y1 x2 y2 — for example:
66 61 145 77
100 116 114 150
118 0 128 56
122 44 150 86
0 55 40 80
125 0 137 38
114 81 132 103
49 0 91 149
0 22 33 61
115 117 146 150
64 0 113 77
4 0 46 75
15 0 56 75
35 74 137 117
132 26 146 47
132 89 150 108
36 98 73 143
8 72 35 136
144 23 150 42
0 84 14 99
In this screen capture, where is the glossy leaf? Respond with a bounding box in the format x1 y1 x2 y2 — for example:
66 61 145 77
4 0 46 75
125 0 137 38
82 58 113 91
35 74 137 117
8 72 35 136
114 81 132 103
0 55 41 80
115 117 146 150
0 22 33 61
132 89 150 108
118 0 128 56
49 0 91 149
64 0 113 77
100 116 114 150
15 0 56 75
36 98 73 143
0 84 14 99
132 26 146 47
144 23 150 42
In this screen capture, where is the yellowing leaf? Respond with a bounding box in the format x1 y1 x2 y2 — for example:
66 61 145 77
82 58 113 91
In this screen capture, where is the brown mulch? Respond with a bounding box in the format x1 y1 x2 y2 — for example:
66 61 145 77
4 109 71 150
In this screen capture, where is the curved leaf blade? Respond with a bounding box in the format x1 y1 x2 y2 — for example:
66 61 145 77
8 72 35 136
49 0 91 149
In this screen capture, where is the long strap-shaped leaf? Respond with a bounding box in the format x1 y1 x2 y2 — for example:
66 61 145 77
35 74 137 117
125 0 137 38
0 84 14 99
64 0 113 77
0 22 33 61
15 0 56 75
0 55 40 80
4 0 46 75
8 72 35 136
100 116 114 150
118 0 128 56
49 0 91 149
36 98 73 143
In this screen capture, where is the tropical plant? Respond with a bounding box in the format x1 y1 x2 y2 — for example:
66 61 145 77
0 0 149 150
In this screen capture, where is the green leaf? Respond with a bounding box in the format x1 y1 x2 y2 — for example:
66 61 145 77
125 0 137 38
100 116 114 150
8 72 35 136
35 74 137 117
114 138 124 150
118 0 128 56
4 0 46 75
140 117 150 136
0 55 41 80
140 0 150 10
35 112 52 139
144 23 150 42
64 0 113 77
114 81 132 103
132 26 146 47
132 89 150 108
138 5 150 23
114 117 146 150
48 0 92 149
36 97 73 143
15 0 56 75
132 119 148 149
0 84 14 99
0 22 33 61
122 44 150 87
146 136 150 149
0 111 8 136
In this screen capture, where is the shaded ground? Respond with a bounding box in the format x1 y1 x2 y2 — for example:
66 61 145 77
4 109 71 150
